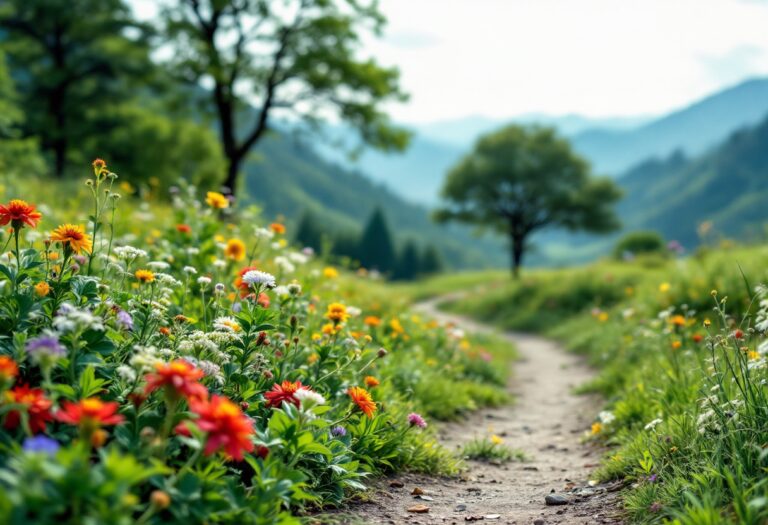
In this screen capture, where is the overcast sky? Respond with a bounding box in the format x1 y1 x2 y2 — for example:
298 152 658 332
134 0 768 123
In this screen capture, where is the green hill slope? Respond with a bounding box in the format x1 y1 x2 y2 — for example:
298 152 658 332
241 133 506 268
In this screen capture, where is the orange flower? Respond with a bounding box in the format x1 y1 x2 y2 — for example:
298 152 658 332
144 360 207 401
364 376 380 388
186 395 255 461
206 191 229 209
55 398 124 428
269 222 286 234
364 316 381 327
135 269 155 284
0 199 43 229
92 158 107 172
50 224 92 254
348 386 377 418
692 333 704 343
176 224 191 234
34 282 51 297
671 340 682 350
224 238 246 261
0 356 19 382
669 315 686 327
325 303 349 324
3 384 53 434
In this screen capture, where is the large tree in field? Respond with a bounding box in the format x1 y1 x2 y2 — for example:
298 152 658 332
435 125 622 277
0 0 152 177
161 0 409 195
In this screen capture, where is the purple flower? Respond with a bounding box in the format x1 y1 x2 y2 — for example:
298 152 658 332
232 302 242 314
649 502 663 513
116 310 133 331
407 412 427 428
26 334 66 359
22 435 60 455
330 426 347 438
647 474 658 484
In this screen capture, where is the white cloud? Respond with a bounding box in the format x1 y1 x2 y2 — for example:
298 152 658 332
366 0 768 122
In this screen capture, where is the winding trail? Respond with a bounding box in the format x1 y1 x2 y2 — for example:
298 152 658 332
343 296 624 524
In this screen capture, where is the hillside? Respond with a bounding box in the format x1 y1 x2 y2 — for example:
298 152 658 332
617 115 768 248
240 132 507 268
571 78 768 174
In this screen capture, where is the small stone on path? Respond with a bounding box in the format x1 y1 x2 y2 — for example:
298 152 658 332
544 494 569 506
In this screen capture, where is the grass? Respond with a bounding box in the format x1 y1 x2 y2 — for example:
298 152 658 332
461 436 525 463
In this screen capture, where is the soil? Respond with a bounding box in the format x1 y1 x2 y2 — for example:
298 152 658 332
327 296 625 525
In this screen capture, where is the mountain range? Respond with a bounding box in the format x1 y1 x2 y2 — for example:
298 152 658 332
338 78 768 205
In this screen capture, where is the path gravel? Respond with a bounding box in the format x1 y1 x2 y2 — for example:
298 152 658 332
335 296 624 524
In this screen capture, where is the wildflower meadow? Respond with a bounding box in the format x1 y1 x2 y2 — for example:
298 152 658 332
0 161 512 524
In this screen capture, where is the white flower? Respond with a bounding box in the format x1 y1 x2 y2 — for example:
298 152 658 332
288 252 309 264
254 228 274 240
644 418 663 431
213 316 241 333
116 365 137 382
598 411 616 424
148 261 170 271
183 266 197 275
242 270 276 288
197 276 212 286
347 306 362 317
295 388 326 409
114 246 147 260
274 256 296 274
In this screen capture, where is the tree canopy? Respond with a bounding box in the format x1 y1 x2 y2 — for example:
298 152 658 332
161 0 410 194
435 125 622 276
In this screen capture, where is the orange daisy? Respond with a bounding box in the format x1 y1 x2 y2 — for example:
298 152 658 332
50 224 92 254
348 386 377 418
224 239 246 261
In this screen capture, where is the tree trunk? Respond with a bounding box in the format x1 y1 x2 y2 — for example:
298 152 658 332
510 234 524 279
223 156 241 196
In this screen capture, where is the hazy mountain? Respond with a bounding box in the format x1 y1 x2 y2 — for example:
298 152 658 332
617 115 768 248
571 78 768 175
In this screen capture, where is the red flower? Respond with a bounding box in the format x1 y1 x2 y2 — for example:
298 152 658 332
187 395 255 461
734 329 745 340
264 380 309 409
4 385 53 434
176 224 191 234
0 199 42 229
145 360 208 401
234 266 259 297
692 333 704 343
55 398 124 428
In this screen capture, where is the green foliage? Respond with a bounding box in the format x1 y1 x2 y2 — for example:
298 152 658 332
0 0 153 177
435 125 622 275
613 231 667 260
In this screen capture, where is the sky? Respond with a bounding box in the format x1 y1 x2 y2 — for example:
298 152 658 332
366 0 768 123
133 0 768 124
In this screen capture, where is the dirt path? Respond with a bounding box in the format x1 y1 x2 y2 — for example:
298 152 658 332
339 296 624 524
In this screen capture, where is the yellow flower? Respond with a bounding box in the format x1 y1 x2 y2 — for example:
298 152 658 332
490 434 503 445
311 333 322 342
597 312 609 322
47 252 59 261
135 269 155 284
659 282 671 293
703 318 711 327
323 267 339 279
389 318 404 334
671 340 682 350
50 224 93 254
321 323 341 335
325 303 349 324
307 353 319 364
206 191 229 209
224 238 246 261
591 422 603 435
34 281 50 297
748 350 761 361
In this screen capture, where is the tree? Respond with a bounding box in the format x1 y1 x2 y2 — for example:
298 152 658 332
358 208 396 273
294 211 323 251
435 125 621 277
161 0 410 195
0 0 152 177
420 245 443 276
0 50 44 177
394 240 420 280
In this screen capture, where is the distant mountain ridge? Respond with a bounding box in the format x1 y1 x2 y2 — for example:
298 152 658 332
571 78 768 175
336 77 768 205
